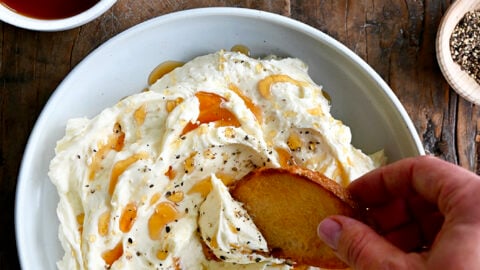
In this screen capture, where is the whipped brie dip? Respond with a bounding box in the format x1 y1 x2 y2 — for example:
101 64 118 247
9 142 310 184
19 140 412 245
49 50 384 270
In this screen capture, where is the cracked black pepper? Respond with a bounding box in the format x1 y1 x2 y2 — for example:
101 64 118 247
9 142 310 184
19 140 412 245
450 10 480 84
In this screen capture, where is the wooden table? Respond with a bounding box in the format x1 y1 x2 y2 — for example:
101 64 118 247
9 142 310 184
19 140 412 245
1 0 478 268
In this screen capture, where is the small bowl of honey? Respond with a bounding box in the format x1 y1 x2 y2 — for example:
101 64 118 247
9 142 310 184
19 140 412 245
0 0 117 31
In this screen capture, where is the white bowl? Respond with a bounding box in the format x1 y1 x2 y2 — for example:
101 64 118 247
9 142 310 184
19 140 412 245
15 7 424 269
0 0 117 31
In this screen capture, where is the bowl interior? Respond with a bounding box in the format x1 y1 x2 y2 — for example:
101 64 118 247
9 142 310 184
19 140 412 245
436 0 480 105
0 0 117 31
15 8 423 269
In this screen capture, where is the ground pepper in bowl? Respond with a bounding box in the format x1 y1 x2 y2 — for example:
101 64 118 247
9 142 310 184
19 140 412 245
450 10 480 84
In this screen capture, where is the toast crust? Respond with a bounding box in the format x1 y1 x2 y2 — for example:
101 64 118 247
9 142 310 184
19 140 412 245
231 166 357 269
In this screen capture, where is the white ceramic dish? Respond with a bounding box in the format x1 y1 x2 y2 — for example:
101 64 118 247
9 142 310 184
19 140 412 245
0 0 117 31
15 7 424 269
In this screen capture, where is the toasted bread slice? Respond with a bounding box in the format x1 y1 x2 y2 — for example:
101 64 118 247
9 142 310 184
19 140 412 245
231 166 358 269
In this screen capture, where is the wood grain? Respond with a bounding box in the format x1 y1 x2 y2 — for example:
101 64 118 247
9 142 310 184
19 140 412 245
1 0 479 268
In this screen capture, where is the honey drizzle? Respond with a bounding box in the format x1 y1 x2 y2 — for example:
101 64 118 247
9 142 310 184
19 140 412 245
109 152 149 195
216 172 236 186
166 97 184 113
119 202 137 233
275 147 297 167
166 191 184 203
150 192 162 206
101 241 123 267
187 177 212 198
181 92 241 135
164 165 176 180
98 210 111 237
148 61 185 85
187 173 235 198
230 44 251 56
287 132 303 151
76 213 84 234
228 83 263 123
156 250 169 260
133 105 147 126
148 202 179 240
257 74 308 99
89 123 125 181
184 152 197 174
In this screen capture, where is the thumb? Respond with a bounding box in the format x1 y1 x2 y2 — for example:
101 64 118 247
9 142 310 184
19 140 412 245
317 216 415 270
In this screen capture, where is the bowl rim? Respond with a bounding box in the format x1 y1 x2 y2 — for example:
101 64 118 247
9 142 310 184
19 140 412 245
15 7 425 270
0 0 117 31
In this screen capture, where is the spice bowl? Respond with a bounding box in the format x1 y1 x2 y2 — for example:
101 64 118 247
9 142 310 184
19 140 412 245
436 0 480 105
0 0 117 31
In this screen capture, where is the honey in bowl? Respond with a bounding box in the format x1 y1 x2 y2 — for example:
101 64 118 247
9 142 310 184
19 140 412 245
1 0 100 20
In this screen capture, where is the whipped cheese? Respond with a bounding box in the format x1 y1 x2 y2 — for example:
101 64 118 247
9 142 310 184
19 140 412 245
49 50 384 270
199 174 281 265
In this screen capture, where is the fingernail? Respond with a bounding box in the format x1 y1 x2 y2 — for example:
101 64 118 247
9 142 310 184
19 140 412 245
318 218 342 249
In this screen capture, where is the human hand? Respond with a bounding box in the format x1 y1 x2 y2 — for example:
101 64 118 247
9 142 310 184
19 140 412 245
317 156 480 269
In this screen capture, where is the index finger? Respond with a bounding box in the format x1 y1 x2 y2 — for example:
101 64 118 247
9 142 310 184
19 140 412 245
348 156 479 210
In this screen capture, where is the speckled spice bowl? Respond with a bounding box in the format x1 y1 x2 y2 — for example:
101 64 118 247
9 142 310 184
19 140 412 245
436 0 480 105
